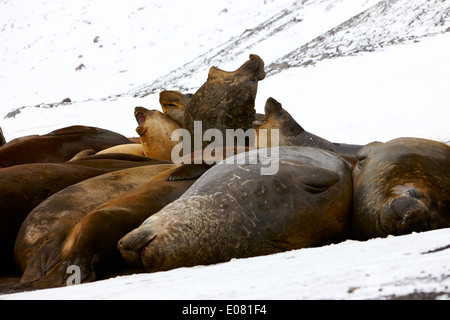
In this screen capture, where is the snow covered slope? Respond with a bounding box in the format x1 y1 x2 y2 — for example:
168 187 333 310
1 0 449 143
0 0 449 300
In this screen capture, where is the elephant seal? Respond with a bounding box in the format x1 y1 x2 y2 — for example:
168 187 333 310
352 137 450 240
32 166 197 288
254 97 362 165
183 54 266 151
159 90 193 126
135 107 181 161
96 143 144 157
119 146 353 273
0 127 6 146
0 125 132 168
16 163 176 283
0 155 170 274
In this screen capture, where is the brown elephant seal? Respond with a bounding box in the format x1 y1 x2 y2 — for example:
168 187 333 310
32 166 198 288
0 125 132 168
119 146 353 273
183 54 266 151
135 106 181 160
254 97 362 165
0 155 168 275
15 163 176 283
159 90 193 126
352 137 450 240
0 127 6 146
96 143 144 156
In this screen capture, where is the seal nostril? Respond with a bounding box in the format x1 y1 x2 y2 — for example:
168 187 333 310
407 188 419 198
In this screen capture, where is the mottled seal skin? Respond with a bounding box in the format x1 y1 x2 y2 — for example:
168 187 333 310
0 126 132 168
119 146 353 273
254 97 362 165
352 137 450 240
33 167 197 288
183 54 266 151
159 90 193 126
134 107 181 161
15 164 176 283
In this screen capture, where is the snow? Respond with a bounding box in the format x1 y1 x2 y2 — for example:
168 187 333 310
2 228 450 300
0 0 449 300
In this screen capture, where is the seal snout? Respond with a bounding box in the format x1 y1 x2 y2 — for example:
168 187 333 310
389 193 429 235
264 97 282 117
118 227 157 269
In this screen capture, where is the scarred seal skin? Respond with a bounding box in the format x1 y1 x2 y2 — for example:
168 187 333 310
352 137 450 240
119 146 353 273
183 54 266 151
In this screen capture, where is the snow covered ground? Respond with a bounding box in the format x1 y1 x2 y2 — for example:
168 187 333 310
0 0 449 300
2 228 450 300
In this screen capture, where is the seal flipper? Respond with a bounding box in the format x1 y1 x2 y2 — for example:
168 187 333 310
167 164 212 181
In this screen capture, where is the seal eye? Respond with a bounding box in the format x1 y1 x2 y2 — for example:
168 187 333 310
355 157 367 173
407 188 419 198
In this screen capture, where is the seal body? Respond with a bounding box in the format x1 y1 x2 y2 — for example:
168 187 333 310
15 164 176 283
0 127 6 146
183 54 266 151
119 146 353 273
32 166 197 288
0 126 132 168
96 144 144 157
0 155 169 275
352 137 450 240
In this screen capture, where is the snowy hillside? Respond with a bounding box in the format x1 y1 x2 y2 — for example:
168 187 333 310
0 0 449 300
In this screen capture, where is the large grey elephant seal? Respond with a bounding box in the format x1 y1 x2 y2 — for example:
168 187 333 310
352 137 450 240
119 146 353 273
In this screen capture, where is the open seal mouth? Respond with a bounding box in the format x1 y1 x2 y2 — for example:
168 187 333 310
135 112 146 125
134 107 145 125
